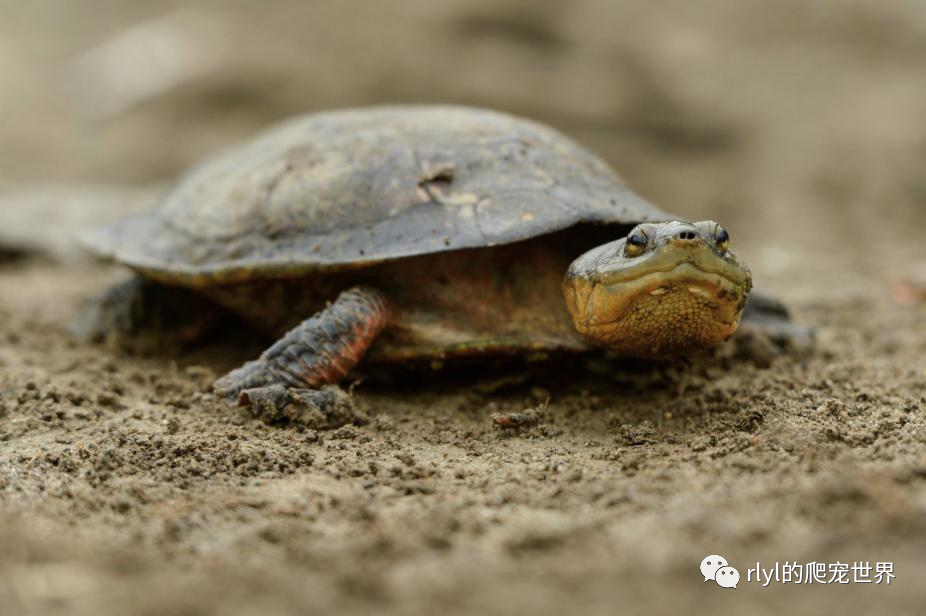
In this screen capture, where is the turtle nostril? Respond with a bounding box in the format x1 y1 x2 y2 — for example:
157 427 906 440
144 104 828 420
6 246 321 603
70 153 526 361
675 230 697 241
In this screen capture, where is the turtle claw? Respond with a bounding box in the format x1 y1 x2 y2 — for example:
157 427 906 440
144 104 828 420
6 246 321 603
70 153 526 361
212 285 386 428
234 384 364 430
236 383 289 410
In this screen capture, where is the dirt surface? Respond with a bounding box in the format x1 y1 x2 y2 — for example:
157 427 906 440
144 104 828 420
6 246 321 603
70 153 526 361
2 1 926 614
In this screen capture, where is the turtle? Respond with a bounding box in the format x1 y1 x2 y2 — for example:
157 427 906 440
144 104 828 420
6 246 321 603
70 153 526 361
75 105 801 419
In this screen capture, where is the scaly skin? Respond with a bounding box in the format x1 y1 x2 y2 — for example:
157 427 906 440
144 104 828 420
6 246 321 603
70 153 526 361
213 287 390 402
562 221 752 358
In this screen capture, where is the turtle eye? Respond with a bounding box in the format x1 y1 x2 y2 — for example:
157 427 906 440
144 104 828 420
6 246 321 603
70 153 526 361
714 226 730 253
624 230 647 257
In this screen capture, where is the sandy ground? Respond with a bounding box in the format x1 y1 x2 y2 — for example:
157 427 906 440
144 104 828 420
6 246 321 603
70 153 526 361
2 1 926 614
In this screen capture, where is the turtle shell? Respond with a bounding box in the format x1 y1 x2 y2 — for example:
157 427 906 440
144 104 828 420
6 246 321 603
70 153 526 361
84 105 672 285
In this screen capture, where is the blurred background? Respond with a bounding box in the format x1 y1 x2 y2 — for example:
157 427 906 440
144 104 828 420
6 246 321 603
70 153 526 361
2 0 924 299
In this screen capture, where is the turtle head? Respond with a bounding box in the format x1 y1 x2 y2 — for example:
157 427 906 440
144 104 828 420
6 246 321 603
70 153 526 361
562 221 752 358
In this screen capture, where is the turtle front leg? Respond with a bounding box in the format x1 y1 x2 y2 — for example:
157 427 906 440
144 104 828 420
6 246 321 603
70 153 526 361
737 289 813 352
213 286 391 427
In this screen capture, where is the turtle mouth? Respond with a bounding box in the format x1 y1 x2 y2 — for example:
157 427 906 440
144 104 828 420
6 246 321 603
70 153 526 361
597 260 746 294
588 262 745 325
564 260 752 358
